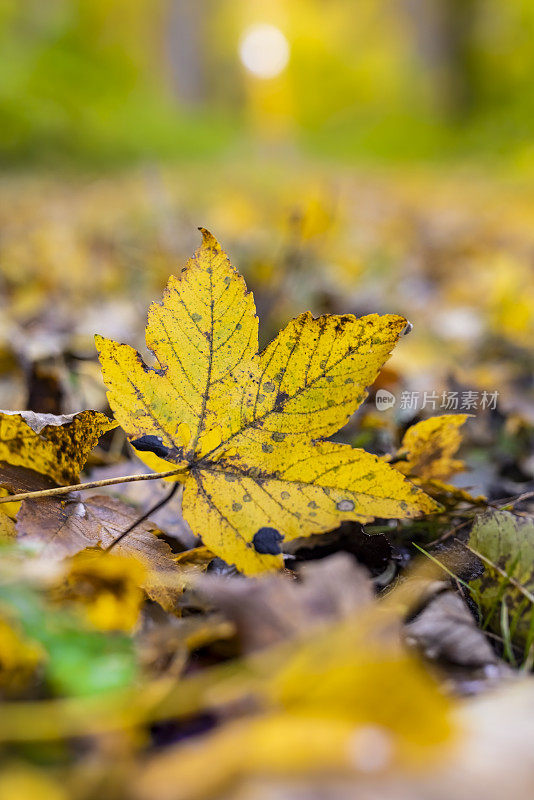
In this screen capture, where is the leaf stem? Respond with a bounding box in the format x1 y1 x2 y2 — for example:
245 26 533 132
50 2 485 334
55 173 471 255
0 468 188 505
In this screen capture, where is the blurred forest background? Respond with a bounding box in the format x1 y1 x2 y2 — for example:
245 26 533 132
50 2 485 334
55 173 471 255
1 0 533 493
2 0 534 165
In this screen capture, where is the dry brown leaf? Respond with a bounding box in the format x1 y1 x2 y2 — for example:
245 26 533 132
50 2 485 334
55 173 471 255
195 553 374 651
16 494 180 612
405 590 505 682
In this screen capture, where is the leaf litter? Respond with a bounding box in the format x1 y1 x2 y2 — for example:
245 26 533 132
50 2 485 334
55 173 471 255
0 225 533 800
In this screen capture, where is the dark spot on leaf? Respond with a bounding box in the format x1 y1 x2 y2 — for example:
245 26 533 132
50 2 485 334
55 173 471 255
252 527 283 555
345 378 354 385
243 493 251 502
271 431 285 442
308 501 318 509
191 313 202 322
225 474 237 482
264 381 275 392
262 443 273 453
274 391 289 411
281 491 290 499
257 394 265 404
130 435 170 460
232 502 242 512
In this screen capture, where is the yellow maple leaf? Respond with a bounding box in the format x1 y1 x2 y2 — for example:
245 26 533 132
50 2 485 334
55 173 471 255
0 410 115 485
394 413 469 483
97 229 439 574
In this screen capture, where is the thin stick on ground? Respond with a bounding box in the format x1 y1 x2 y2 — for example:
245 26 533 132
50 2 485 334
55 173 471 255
0 468 187 505
106 482 180 551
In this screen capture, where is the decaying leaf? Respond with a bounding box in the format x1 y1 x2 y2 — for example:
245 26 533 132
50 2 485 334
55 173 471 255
405 589 502 677
89 460 196 547
0 505 16 539
17 494 180 612
469 509 534 651
394 414 469 483
0 410 115 485
97 229 439 574
0 430 183 614
196 553 373 652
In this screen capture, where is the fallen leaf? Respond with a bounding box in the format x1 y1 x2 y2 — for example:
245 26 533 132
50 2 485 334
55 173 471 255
97 229 439 574
196 553 373 652
394 414 469 483
0 409 115 485
0 512 16 538
17 494 180 612
89 459 196 547
132 676 534 800
132 643 453 800
138 614 234 679
405 589 505 689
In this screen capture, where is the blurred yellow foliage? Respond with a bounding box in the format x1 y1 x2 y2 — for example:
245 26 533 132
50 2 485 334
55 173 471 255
0 765 68 800
55 549 147 633
395 414 468 483
0 615 43 694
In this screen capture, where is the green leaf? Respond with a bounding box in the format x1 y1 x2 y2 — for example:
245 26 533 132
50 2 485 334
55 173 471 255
0 583 137 697
469 509 534 657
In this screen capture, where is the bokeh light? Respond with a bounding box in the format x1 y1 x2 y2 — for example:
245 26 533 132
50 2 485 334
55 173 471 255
239 23 290 79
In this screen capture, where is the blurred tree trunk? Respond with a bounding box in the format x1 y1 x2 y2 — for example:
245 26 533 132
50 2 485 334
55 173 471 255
403 0 480 119
163 0 207 107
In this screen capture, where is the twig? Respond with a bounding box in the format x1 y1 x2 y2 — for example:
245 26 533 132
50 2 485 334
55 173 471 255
0 468 188 505
426 516 473 547
106 482 180 551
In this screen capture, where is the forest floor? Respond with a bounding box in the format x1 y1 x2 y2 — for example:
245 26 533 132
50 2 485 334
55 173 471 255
0 162 533 800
